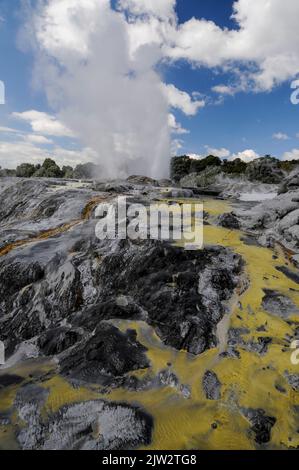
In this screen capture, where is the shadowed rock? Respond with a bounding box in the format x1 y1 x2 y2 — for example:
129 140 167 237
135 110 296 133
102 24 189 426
241 408 276 445
59 323 149 384
217 212 241 230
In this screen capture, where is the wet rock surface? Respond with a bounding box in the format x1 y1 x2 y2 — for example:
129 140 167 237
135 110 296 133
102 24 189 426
0 178 246 449
1 176 298 450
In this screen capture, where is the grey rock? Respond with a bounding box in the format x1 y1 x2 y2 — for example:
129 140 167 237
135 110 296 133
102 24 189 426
202 370 221 400
217 212 241 230
284 372 299 391
15 394 153 450
279 167 299 194
241 408 276 445
262 289 299 318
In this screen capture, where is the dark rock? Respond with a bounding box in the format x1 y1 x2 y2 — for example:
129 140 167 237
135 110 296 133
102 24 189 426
219 347 240 359
59 323 149 383
38 326 84 356
274 382 287 394
202 370 221 400
0 374 24 389
217 212 241 229
241 408 276 445
228 328 272 355
97 241 243 355
276 266 299 284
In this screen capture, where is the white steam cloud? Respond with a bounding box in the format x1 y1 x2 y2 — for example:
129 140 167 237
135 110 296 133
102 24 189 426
23 0 171 178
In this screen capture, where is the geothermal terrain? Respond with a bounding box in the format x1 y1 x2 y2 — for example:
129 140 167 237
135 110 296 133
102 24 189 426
0 158 299 450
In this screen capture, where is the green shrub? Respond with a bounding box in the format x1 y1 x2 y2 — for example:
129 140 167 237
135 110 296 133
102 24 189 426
16 163 36 178
73 162 98 179
170 156 191 182
190 155 222 173
223 158 247 174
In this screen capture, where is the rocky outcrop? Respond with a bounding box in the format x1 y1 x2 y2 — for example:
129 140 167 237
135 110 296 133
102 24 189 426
239 189 299 250
0 177 248 450
96 240 243 355
126 175 159 186
262 290 299 318
180 167 221 188
59 324 149 384
202 370 221 400
14 384 152 450
217 212 241 229
279 167 299 194
241 408 276 445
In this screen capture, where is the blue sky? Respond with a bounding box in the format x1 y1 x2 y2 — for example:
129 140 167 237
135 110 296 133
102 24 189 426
0 0 299 173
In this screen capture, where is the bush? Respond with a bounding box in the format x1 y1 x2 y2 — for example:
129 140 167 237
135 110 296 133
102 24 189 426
223 158 247 175
62 166 74 179
73 162 98 179
190 155 222 174
170 156 192 182
0 168 17 177
16 163 36 178
42 158 63 177
278 160 299 172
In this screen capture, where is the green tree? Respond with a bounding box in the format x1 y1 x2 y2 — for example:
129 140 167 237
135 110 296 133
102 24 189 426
62 165 74 179
16 163 36 178
170 156 191 182
73 162 98 179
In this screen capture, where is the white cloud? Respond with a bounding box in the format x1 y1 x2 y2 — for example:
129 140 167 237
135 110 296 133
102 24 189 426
205 146 230 158
162 83 205 116
12 110 74 137
281 149 299 161
0 126 22 134
32 0 103 59
25 134 53 145
229 149 260 162
273 132 289 140
0 141 49 169
187 153 205 160
19 0 299 179
0 138 97 169
163 0 299 93
170 138 184 155
168 113 189 135
212 85 236 96
120 0 299 94
117 0 176 20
